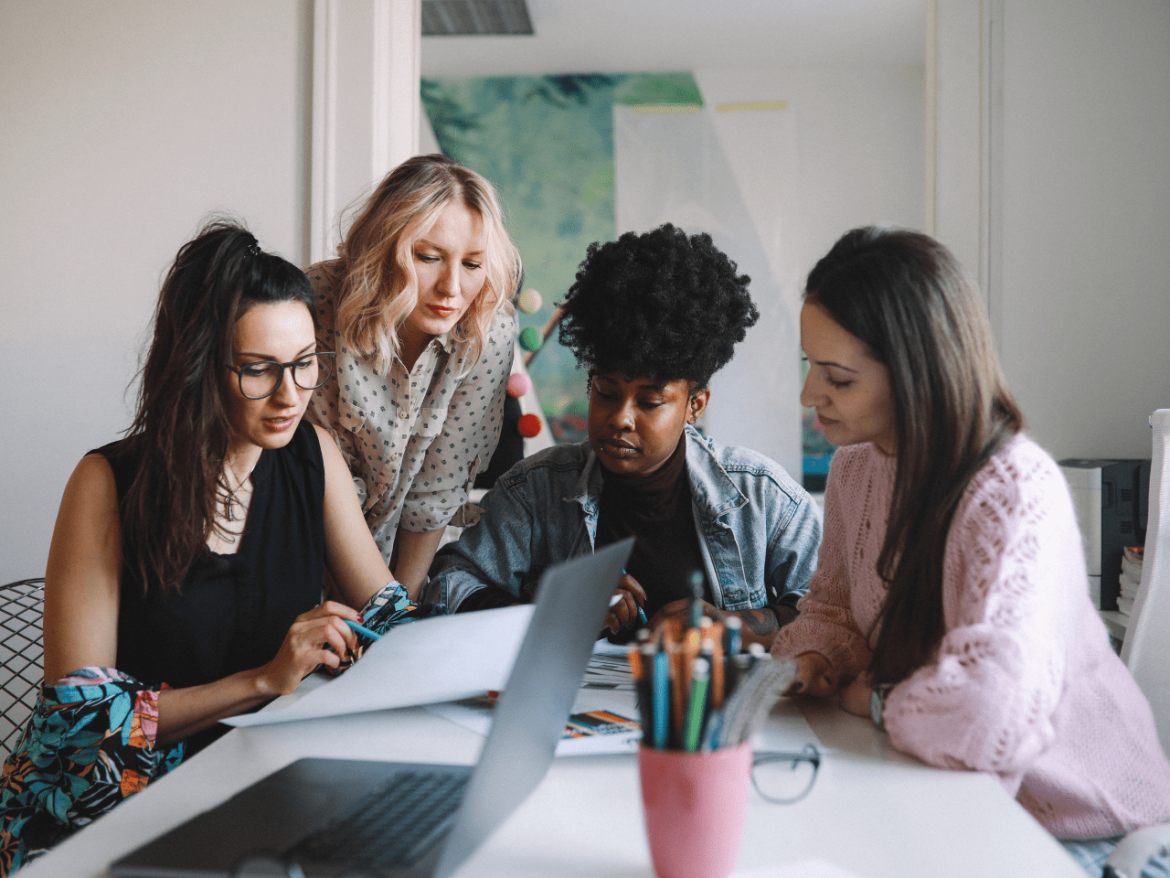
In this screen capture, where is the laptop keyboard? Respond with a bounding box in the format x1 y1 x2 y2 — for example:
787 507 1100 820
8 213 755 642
287 769 470 868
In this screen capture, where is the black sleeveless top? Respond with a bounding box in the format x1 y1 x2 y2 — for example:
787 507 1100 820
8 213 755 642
97 420 326 751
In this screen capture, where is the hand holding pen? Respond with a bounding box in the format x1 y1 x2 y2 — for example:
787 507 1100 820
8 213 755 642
605 571 649 634
256 601 363 696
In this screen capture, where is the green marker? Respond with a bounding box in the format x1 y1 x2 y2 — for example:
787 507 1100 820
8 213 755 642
683 657 711 752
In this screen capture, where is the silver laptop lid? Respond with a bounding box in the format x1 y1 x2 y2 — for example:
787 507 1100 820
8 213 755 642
433 537 633 878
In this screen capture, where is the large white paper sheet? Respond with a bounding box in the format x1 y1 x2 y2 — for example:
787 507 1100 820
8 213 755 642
222 604 535 727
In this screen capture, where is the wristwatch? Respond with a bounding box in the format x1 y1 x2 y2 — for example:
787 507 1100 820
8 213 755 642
870 684 894 730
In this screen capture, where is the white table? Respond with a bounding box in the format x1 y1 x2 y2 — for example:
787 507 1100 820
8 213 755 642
21 694 1084 878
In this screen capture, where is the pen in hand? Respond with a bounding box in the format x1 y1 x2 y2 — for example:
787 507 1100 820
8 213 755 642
344 618 382 643
623 569 650 629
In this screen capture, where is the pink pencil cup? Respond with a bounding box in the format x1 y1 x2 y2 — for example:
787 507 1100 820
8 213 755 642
638 742 753 878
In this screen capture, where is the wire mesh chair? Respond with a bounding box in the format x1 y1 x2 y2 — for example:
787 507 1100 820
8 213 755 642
0 578 44 759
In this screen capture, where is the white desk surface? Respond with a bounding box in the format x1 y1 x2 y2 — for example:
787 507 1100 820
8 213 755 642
22 693 1084 878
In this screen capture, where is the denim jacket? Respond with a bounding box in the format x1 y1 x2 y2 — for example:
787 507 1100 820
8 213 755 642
425 426 822 614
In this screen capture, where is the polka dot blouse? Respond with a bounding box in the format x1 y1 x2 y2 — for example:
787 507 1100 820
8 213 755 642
305 260 515 563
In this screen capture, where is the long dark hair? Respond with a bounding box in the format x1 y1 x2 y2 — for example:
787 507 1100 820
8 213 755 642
120 220 314 594
806 227 1024 685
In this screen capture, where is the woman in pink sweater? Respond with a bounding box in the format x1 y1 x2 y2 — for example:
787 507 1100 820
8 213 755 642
775 227 1170 875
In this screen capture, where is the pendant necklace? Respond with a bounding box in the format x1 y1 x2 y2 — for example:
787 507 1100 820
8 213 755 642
222 457 259 523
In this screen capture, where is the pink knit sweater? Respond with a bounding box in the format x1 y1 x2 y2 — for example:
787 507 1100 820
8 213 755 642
774 435 1170 838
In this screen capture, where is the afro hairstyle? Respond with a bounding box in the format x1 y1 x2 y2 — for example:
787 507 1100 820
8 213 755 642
557 224 759 389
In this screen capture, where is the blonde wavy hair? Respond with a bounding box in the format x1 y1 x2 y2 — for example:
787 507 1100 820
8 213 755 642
335 154 520 373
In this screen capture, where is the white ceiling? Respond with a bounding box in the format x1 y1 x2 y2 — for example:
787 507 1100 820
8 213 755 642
421 0 927 78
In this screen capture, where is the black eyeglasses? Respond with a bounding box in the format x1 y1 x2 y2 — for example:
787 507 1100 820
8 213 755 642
751 744 822 804
227 352 336 400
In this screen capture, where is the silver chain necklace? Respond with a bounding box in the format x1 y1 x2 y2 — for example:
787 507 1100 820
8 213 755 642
221 458 259 522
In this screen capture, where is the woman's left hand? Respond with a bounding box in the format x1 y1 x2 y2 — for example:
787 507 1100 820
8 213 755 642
838 671 874 718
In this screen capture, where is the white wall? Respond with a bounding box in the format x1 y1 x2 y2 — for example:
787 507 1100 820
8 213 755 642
694 67 925 478
995 0 1170 462
932 0 1170 464
0 0 313 583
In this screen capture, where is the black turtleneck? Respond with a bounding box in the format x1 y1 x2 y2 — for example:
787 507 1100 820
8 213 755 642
595 433 710 630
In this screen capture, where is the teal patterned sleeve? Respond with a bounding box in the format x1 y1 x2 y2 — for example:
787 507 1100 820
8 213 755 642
329 581 445 675
360 580 445 634
0 668 184 876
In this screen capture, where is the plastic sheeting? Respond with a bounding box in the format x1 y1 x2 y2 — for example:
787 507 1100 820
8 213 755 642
613 103 802 478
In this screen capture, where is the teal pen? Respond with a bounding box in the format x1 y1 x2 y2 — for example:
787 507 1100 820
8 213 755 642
689 570 704 628
623 569 649 628
652 647 670 749
724 615 742 655
701 706 723 751
344 618 382 642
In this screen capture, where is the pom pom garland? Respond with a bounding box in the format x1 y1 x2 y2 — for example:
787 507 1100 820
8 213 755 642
517 413 543 438
506 372 532 398
517 288 543 314
518 327 543 352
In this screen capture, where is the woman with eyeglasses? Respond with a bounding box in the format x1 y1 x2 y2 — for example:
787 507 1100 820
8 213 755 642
0 222 427 876
305 154 521 599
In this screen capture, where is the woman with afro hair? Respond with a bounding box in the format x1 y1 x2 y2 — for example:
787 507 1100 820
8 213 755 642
426 224 822 648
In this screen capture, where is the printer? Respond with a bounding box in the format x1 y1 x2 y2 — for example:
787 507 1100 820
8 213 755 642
1058 458 1150 611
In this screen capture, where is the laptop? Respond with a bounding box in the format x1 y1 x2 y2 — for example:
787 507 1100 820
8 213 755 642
110 538 634 878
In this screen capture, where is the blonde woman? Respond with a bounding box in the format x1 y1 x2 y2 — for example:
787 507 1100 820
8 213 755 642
307 154 521 599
